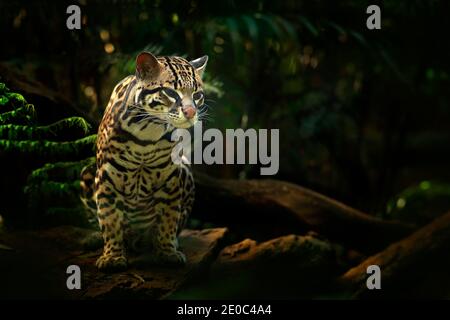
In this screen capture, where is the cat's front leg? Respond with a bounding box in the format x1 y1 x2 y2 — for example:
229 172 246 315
152 203 186 265
95 169 128 271
151 172 186 266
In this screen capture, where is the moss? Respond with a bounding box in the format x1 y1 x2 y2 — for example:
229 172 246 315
0 82 98 228
5 92 27 107
0 82 7 94
25 180 81 200
0 96 8 106
24 180 89 227
0 83 32 118
385 181 450 225
0 104 35 125
26 157 95 184
0 117 91 141
0 134 96 160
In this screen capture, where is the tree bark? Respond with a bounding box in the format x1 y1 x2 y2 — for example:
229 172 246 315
193 172 415 253
338 211 450 298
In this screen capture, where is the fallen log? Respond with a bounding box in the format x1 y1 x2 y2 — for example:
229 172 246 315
338 210 450 298
81 228 228 299
193 172 415 253
213 234 335 273
0 226 228 299
173 232 362 299
206 234 339 299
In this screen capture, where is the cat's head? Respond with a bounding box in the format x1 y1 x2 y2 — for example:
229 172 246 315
133 51 207 129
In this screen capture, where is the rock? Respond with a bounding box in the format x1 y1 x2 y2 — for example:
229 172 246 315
0 226 228 299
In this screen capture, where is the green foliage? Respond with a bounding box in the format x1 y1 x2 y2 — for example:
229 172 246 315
202 74 224 99
26 158 95 185
0 134 96 160
26 180 81 203
0 83 97 228
0 83 35 125
24 158 96 227
0 85 27 108
0 104 35 125
0 117 91 141
25 180 91 227
385 181 450 225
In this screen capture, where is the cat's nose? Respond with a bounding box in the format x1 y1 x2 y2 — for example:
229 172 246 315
182 105 196 119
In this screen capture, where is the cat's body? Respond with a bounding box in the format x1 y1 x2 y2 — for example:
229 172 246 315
80 52 207 270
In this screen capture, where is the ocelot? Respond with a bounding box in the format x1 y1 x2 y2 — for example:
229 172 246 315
80 52 208 271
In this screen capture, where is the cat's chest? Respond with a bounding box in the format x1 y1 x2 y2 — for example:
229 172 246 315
119 137 174 166
122 164 178 203
116 141 177 195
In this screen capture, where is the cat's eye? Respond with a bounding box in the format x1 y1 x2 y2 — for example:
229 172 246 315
161 88 181 103
193 91 204 101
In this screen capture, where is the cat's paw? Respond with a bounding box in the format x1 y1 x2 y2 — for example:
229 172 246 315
95 254 128 271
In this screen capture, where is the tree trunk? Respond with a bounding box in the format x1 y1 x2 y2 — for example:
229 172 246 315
338 211 450 298
193 172 415 253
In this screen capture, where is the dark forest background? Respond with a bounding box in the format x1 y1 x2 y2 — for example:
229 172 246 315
1 0 450 300
1 0 450 226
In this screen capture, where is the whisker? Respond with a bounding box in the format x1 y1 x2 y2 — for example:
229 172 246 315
127 104 169 123
198 105 210 113
127 110 169 125
137 115 167 124
202 103 214 111
129 102 213 125
197 111 214 123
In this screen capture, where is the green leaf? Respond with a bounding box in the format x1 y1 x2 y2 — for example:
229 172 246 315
6 92 27 106
257 13 284 39
0 96 9 106
378 44 407 83
0 83 7 94
298 15 319 37
274 15 298 41
242 15 259 43
204 20 218 50
226 17 242 58
349 30 369 48
326 21 347 36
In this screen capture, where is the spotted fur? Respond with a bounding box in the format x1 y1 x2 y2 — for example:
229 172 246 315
80 52 207 271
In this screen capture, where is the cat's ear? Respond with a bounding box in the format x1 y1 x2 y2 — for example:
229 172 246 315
136 52 161 80
190 55 208 78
